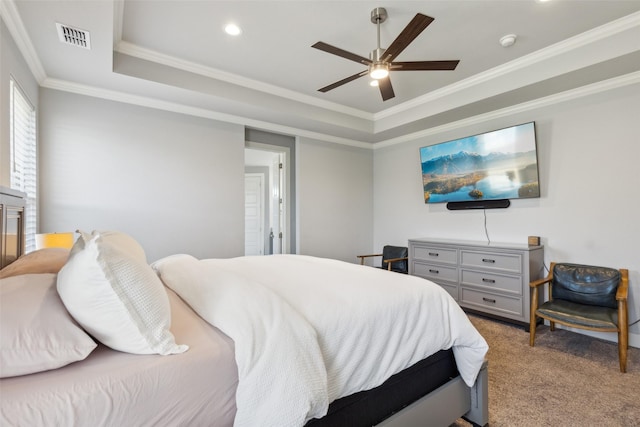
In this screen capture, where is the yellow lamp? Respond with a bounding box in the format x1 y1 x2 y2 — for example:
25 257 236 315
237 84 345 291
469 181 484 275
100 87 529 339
35 232 75 250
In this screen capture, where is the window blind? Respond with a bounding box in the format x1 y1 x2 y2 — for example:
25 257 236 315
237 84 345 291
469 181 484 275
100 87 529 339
9 78 37 252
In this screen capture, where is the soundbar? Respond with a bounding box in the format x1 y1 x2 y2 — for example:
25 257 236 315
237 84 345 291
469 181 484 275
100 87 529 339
446 199 510 210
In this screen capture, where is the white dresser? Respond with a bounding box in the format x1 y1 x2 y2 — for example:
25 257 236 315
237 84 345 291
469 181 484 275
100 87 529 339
409 238 544 328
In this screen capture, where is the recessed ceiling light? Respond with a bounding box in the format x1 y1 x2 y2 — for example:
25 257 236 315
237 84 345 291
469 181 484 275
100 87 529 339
224 23 242 36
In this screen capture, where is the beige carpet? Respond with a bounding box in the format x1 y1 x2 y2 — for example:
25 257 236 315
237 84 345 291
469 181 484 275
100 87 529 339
455 314 640 427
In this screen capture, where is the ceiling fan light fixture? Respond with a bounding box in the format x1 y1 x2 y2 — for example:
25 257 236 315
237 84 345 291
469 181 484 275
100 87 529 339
370 80 379 87
370 63 389 79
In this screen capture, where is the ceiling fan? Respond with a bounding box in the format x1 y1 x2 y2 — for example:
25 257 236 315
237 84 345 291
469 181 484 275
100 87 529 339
312 7 459 101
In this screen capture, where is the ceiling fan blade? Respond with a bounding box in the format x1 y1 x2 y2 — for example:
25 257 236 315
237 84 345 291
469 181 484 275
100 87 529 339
312 42 372 66
378 77 395 101
391 60 460 71
381 14 434 63
318 70 368 93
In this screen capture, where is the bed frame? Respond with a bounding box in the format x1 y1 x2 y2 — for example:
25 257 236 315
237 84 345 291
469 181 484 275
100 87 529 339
379 360 489 427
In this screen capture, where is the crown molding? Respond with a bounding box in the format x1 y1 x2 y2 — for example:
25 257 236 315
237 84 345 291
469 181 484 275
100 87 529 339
115 10 640 130
6 1 640 151
374 10 640 122
374 71 640 149
112 0 124 46
40 77 373 149
0 0 46 83
115 40 373 122
33 66 640 152
111 0 371 122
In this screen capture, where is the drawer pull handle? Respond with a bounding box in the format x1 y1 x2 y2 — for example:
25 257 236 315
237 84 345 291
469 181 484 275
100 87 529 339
428 252 439 257
482 278 496 283
429 269 439 274
482 297 496 304
482 258 496 263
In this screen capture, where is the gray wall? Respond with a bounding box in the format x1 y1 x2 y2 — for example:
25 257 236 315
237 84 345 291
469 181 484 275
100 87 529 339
0 17 39 187
298 137 373 262
38 90 375 263
39 89 245 262
373 82 640 347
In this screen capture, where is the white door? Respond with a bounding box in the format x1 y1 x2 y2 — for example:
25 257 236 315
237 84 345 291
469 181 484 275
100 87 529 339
244 173 264 256
244 143 293 254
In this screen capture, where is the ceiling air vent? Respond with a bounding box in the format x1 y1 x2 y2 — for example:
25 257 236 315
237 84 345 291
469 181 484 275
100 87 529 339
56 23 91 50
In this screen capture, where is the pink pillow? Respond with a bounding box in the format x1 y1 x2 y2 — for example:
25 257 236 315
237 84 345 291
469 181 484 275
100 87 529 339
0 248 70 279
0 273 96 378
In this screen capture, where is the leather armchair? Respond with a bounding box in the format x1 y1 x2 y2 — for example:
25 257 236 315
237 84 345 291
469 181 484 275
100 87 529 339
357 245 409 274
529 262 629 372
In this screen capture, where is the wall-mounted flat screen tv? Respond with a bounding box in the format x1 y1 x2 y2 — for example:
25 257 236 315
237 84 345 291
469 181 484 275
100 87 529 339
420 122 540 204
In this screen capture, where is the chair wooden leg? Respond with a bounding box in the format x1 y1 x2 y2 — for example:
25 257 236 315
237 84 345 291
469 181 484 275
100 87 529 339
619 330 628 373
529 319 536 347
619 300 628 373
619 304 628 373
530 287 538 346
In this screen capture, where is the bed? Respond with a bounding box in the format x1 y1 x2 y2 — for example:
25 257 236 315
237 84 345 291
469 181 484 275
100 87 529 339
0 230 489 427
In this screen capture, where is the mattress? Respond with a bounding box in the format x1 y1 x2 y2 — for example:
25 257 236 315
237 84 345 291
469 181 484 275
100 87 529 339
0 288 238 427
306 348 459 427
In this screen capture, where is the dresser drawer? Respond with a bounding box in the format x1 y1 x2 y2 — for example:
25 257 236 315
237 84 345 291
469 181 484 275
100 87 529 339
460 250 522 274
460 288 523 318
413 262 458 283
413 246 457 265
460 270 522 295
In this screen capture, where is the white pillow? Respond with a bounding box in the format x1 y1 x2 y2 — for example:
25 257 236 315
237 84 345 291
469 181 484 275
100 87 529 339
57 230 188 355
0 273 97 378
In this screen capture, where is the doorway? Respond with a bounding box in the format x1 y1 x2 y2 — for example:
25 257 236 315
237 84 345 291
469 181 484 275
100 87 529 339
244 140 294 255
244 129 296 255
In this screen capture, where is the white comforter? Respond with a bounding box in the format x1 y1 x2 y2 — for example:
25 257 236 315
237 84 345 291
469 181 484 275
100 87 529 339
153 254 488 427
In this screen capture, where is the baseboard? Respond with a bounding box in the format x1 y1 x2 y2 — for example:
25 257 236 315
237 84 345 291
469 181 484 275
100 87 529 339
552 322 640 349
